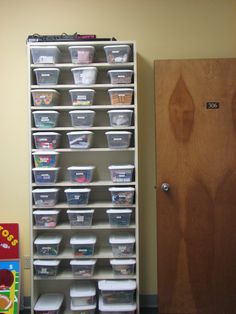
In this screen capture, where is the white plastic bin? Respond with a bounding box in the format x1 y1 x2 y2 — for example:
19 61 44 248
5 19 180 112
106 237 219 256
70 281 96 306
98 280 136 304
31 46 60 64
108 70 133 84
31 89 60 106
69 89 95 106
33 167 59 185
108 88 133 106
104 45 131 63
65 188 91 205
69 110 95 127
67 209 94 227
69 46 95 64
34 234 62 256
71 301 96 314
108 165 134 183
110 259 136 276
106 209 132 227
71 67 97 85
34 68 60 85
34 260 60 277
108 110 133 127
33 151 59 168
33 111 59 128
33 132 61 149
70 235 96 256
109 234 135 257
67 131 93 149
34 293 64 314
106 132 132 149
109 187 135 205
70 260 96 278
68 166 95 183
33 210 60 228
99 296 136 313
32 188 59 207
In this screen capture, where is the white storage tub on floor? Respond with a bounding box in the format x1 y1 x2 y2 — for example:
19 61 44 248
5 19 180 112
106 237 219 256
71 301 96 314
99 296 136 313
70 281 96 306
34 293 64 314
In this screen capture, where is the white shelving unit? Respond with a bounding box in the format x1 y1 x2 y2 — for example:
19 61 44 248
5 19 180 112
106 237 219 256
27 40 139 313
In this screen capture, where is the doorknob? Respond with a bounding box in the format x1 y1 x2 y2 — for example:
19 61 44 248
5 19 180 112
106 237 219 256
161 183 170 192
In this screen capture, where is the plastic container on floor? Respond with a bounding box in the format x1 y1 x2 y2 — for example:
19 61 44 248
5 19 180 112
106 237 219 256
71 67 97 85
71 301 96 314
109 234 135 257
108 165 134 183
109 187 135 205
34 293 64 314
33 151 59 168
104 45 131 63
33 167 59 185
34 68 60 85
31 46 60 64
108 70 133 84
34 234 62 256
70 260 96 278
65 188 91 205
67 131 93 149
99 296 136 313
33 210 60 228
32 188 59 207
67 209 94 227
68 166 95 183
70 235 96 257
110 259 136 276
33 132 61 149
33 260 60 277
106 131 132 149
33 111 59 128
31 89 60 106
106 209 132 227
68 46 95 64
69 110 95 127
69 89 95 106
108 110 133 127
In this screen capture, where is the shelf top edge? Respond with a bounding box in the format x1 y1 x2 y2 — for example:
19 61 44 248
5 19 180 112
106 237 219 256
27 40 136 47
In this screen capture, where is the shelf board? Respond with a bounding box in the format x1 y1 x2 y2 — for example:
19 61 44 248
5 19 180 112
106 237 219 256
32 202 136 209
32 181 136 187
31 105 135 110
34 268 136 280
31 62 134 69
31 126 135 131
32 148 135 152
31 83 134 89
33 222 136 230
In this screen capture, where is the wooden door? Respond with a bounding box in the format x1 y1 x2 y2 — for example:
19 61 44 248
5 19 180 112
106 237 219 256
155 59 236 314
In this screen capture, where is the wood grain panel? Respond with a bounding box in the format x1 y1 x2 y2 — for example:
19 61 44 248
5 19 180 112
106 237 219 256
155 59 236 314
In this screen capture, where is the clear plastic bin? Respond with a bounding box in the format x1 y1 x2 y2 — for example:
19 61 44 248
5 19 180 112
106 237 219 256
34 234 62 256
106 209 132 227
33 167 59 185
109 187 135 205
104 45 131 63
34 68 60 85
99 296 136 313
109 234 135 257
71 67 97 85
33 132 61 149
65 188 91 205
34 260 60 277
33 151 59 168
108 70 133 84
31 89 60 106
71 301 96 314
108 88 133 106
69 89 95 106
70 235 96 256
110 259 136 276
33 210 60 227
31 46 60 64
98 280 136 304
108 165 134 183
108 110 133 127
33 111 59 128
67 209 94 227
32 188 59 207
67 131 93 149
69 46 95 64
106 132 132 149
70 281 96 306
69 110 95 127
68 166 95 183
70 260 96 278
34 293 64 314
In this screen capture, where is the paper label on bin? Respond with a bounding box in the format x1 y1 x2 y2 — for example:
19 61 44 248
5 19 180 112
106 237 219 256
41 117 50 122
39 56 54 63
41 73 51 77
114 138 122 141
77 96 87 100
77 216 84 222
40 267 49 274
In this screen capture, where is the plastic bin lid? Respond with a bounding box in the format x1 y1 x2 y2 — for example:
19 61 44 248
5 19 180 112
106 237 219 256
108 69 133 74
109 234 135 244
64 188 91 193
70 259 96 266
106 209 132 214
67 209 94 214
108 88 133 93
67 166 95 171
104 45 131 50
109 187 135 192
70 301 96 311
34 293 64 311
69 88 95 93
98 280 136 291
99 296 136 311
33 151 59 156
32 188 59 193
34 234 62 245
69 110 95 114
33 260 60 266
108 164 134 170
67 131 93 135
68 45 95 50
33 167 59 171
105 131 132 135
108 109 133 114
110 259 136 265
33 210 59 215
70 235 96 245
71 67 97 71
33 132 60 136
31 89 59 94
31 46 59 51
33 110 59 115
70 280 96 297
33 68 60 72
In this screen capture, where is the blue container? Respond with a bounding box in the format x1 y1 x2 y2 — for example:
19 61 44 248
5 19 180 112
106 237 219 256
65 188 91 205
